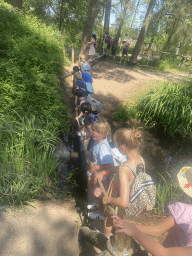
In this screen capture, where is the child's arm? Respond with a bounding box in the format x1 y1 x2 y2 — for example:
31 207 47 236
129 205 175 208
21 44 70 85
112 216 191 256
75 111 83 120
91 163 114 174
103 165 132 209
112 215 175 237
135 215 175 237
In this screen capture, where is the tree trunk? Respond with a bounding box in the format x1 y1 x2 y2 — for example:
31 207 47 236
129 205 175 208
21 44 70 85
163 19 180 52
80 0 101 59
114 13 124 43
10 0 22 9
130 0 156 63
103 0 111 34
59 0 64 31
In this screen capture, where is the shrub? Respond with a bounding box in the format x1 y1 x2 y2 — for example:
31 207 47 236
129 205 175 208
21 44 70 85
158 55 182 71
0 2 69 132
138 80 192 136
113 103 139 123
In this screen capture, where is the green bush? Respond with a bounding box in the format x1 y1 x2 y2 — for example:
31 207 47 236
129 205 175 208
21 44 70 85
0 2 69 131
158 55 182 71
113 103 139 123
138 80 192 136
137 57 160 67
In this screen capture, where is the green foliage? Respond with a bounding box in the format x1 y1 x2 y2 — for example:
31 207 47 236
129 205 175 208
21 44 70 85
0 113 60 205
137 57 159 67
158 55 183 70
155 171 192 215
138 80 192 136
0 2 69 131
113 102 139 123
136 54 192 72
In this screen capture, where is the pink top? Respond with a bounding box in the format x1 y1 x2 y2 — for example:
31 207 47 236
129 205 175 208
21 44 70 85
167 202 192 247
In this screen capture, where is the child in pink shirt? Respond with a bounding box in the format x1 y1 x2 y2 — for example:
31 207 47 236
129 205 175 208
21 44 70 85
112 166 192 256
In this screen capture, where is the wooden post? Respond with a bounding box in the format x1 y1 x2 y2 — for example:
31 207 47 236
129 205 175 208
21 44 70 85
72 43 74 64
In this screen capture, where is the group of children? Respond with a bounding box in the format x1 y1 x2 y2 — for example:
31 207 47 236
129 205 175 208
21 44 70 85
74 58 192 256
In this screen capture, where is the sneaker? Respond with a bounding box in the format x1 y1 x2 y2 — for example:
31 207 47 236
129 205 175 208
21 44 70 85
88 211 105 221
77 131 82 136
87 203 99 211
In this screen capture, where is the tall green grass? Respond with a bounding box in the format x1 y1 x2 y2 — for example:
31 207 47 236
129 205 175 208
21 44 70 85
0 113 60 205
138 80 192 136
155 172 192 215
113 80 192 136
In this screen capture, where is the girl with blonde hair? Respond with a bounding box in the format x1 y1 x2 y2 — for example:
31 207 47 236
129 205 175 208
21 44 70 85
103 128 144 238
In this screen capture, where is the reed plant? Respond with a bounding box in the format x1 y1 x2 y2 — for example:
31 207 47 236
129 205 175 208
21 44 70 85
155 171 192 215
0 113 60 205
138 80 192 136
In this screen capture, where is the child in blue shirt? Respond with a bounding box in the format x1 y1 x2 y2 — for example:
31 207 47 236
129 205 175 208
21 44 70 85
87 120 114 220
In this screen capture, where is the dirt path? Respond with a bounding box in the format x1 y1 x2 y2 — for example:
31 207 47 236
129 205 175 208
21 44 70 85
0 200 82 256
90 60 191 116
0 60 190 256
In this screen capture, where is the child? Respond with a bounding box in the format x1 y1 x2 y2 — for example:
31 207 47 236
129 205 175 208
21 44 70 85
111 39 118 58
102 128 144 238
74 89 87 113
120 41 130 63
87 32 96 60
76 102 98 139
74 71 89 98
112 166 192 256
87 120 114 220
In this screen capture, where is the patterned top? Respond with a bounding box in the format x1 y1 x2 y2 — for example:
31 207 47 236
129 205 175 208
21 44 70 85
93 138 113 166
167 202 192 247
105 158 146 216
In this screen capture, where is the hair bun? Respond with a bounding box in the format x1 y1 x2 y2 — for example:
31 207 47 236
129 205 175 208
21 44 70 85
132 130 141 140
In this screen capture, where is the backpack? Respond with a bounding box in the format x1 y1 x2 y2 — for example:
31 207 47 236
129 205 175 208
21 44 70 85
90 114 99 123
81 62 91 76
94 40 98 48
82 73 94 94
85 82 94 94
124 163 156 216
86 95 103 115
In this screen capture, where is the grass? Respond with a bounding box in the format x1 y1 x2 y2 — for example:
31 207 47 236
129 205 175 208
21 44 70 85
155 171 192 215
0 2 71 206
113 102 139 124
138 80 192 136
0 113 61 205
113 79 192 137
